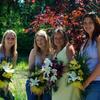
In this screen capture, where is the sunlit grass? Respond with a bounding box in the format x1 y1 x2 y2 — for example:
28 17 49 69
16 61 28 71
10 73 27 100
16 57 28 71
9 57 28 100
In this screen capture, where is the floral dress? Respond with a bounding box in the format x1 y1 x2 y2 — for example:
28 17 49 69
52 46 81 100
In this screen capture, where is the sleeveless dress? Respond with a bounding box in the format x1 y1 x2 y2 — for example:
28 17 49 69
26 55 51 100
52 46 81 100
0 52 11 63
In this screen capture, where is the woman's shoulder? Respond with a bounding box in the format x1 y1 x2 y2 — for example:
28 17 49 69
0 44 2 49
30 48 36 54
0 44 4 59
67 44 74 50
15 51 18 56
29 48 36 57
0 44 3 53
67 43 75 53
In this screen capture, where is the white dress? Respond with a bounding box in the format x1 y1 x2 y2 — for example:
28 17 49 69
52 47 81 100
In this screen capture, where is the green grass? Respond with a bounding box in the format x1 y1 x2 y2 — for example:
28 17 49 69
16 57 28 71
9 57 28 100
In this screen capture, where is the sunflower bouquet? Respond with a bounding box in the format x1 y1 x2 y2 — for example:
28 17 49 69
29 58 57 95
66 53 90 90
0 60 14 88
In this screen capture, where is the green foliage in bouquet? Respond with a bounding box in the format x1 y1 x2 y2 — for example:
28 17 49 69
29 58 57 95
0 60 14 88
74 52 90 82
66 52 90 90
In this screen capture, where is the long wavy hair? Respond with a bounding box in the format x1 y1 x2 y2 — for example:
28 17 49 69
82 13 100 42
1 30 17 59
33 29 51 56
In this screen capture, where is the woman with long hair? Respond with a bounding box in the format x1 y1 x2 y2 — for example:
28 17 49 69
81 13 100 100
51 28 81 100
0 29 18 100
0 30 17 65
26 29 52 100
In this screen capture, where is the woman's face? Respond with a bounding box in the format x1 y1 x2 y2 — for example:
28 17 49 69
36 35 46 49
54 32 64 48
5 33 16 48
83 17 95 37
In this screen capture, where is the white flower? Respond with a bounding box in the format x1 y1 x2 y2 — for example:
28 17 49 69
42 66 51 80
77 76 83 81
3 64 14 73
43 73 49 80
67 71 78 82
50 75 57 82
89 11 96 14
67 78 72 83
42 58 52 68
42 66 51 76
52 69 57 76
18 0 25 4
30 77 40 86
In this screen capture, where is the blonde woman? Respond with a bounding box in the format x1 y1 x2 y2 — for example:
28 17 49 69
0 30 17 66
0 30 18 100
26 30 51 100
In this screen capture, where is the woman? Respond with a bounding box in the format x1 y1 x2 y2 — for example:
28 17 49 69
0 30 18 100
51 28 81 100
81 13 100 100
26 29 52 100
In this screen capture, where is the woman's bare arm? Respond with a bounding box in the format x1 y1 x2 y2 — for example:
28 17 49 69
83 36 100 89
28 49 36 71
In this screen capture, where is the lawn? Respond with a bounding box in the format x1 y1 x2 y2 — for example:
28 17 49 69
9 57 28 100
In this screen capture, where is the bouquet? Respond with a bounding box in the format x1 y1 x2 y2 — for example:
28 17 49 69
66 53 90 90
29 58 57 95
0 60 14 88
51 57 64 79
51 57 65 91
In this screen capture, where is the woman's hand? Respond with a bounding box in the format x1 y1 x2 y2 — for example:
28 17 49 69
83 80 90 89
83 75 93 89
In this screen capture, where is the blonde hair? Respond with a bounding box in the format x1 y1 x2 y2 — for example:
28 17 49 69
1 30 17 58
34 29 51 55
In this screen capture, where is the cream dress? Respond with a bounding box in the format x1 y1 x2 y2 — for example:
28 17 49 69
52 46 81 100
